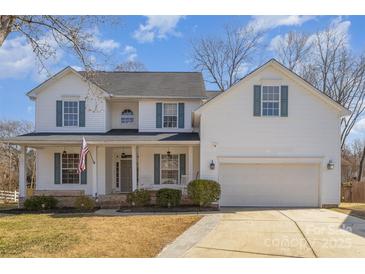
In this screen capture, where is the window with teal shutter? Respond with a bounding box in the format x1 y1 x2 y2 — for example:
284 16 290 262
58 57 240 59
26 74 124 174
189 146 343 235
156 103 162 128
280 86 288 117
253 85 261 116
178 103 185 128
56 101 63 127
79 100 85 127
54 153 61 184
154 154 160 184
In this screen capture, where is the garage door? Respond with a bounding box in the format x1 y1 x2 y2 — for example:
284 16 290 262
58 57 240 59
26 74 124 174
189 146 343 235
219 163 319 207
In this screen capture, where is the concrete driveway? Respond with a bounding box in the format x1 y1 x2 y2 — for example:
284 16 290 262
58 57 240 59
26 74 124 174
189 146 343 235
158 208 365 258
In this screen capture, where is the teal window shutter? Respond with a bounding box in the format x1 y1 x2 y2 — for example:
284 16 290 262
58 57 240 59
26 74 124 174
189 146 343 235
79 100 86 127
80 157 87 184
281 86 288 117
54 153 61 184
178 103 185 128
156 103 162 128
56 100 63 127
253 85 261 116
179 154 186 182
154 154 160 184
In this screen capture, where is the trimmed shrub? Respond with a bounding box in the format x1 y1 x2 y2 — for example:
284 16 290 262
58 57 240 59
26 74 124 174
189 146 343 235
127 189 150 207
187 179 221 206
74 196 95 210
24 196 58 211
156 188 182 207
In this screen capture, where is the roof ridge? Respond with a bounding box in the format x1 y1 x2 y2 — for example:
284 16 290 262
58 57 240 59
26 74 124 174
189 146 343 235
78 71 201 74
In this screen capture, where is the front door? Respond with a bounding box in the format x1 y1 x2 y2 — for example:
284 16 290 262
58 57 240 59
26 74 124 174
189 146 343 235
120 159 133 192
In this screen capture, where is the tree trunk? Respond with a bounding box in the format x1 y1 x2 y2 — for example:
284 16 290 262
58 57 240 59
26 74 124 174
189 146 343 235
358 145 365 181
0 16 15 47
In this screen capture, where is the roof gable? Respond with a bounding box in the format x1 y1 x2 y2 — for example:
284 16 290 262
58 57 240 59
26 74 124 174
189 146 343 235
26 66 109 99
194 59 350 116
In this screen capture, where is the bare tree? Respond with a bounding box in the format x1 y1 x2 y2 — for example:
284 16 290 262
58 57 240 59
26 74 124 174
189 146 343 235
358 144 365 181
115 60 147 71
0 120 34 191
191 25 264 91
0 15 108 73
271 31 312 71
272 25 365 149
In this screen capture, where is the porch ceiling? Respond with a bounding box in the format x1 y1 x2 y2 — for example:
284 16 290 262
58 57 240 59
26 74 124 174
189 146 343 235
4 129 200 146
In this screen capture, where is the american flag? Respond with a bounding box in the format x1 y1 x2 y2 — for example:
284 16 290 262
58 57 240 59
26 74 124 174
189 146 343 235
78 137 89 173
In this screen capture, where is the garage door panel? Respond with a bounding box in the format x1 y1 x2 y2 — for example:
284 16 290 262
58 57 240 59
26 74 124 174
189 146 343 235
219 163 319 207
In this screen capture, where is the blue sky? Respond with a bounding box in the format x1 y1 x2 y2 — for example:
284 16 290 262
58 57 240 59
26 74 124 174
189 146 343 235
1 15 365 141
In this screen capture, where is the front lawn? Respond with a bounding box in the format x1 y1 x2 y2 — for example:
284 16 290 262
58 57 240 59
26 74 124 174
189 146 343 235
0 213 200 257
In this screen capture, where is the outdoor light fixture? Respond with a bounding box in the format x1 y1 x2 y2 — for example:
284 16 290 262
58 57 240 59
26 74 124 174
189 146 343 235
210 160 215 170
327 160 335 170
167 148 171 156
62 150 67 156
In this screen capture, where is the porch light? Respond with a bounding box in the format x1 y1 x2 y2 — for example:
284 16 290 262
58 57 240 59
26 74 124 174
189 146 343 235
210 160 215 170
327 160 335 170
62 150 67 156
167 149 171 156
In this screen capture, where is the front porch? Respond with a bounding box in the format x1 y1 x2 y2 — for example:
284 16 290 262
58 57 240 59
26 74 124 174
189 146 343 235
17 142 200 205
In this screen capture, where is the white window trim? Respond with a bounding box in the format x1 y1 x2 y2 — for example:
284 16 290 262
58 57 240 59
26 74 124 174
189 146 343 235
261 86 281 117
160 154 180 185
162 103 179 129
63 100 79 127
61 153 81 185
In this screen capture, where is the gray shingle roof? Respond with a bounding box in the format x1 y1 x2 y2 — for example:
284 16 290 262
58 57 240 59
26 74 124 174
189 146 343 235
78 71 206 98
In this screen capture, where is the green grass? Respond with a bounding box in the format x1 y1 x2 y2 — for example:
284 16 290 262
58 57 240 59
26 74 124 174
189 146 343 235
0 214 200 257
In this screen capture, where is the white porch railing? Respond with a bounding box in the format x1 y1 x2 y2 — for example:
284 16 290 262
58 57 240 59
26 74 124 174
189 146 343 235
0 190 19 202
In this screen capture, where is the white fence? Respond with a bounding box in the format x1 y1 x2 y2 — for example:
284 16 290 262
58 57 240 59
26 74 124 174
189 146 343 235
0 190 19 202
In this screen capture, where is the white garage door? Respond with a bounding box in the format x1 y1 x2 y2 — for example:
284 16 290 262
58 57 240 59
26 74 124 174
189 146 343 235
219 163 319 207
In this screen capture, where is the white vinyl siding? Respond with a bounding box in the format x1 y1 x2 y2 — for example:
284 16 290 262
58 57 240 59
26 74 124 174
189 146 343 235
34 71 106 132
138 99 201 132
199 64 341 206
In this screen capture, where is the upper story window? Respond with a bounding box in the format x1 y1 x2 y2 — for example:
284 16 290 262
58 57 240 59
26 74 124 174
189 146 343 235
63 101 79 126
121 109 134 124
262 86 280 116
61 153 80 184
163 103 177 128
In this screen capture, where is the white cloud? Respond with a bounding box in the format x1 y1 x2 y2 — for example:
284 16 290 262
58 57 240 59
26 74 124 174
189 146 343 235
133 16 184 43
91 28 120 53
0 36 37 80
0 28 119 81
248 16 315 32
353 117 365 135
122 45 138 61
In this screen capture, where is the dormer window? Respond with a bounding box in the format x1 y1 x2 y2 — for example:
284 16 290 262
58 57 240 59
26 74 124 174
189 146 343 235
121 109 134 124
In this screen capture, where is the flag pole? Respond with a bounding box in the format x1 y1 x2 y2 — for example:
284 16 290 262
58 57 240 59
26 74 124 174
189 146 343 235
89 151 96 165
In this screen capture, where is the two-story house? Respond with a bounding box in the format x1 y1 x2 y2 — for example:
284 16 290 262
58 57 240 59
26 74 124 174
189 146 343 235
9 59 350 207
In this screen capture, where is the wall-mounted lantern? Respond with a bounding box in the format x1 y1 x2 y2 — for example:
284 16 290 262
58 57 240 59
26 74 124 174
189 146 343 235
327 160 335 170
210 160 215 170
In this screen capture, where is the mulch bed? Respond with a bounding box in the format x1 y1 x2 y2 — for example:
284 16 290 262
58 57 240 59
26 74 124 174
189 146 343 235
0 207 99 215
118 205 219 213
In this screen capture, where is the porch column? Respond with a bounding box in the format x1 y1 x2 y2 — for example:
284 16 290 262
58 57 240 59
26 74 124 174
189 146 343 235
18 146 27 199
92 145 98 197
132 145 137 191
188 146 194 182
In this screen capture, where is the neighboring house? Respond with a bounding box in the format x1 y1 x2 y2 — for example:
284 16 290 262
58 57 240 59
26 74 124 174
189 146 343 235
8 59 350 207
